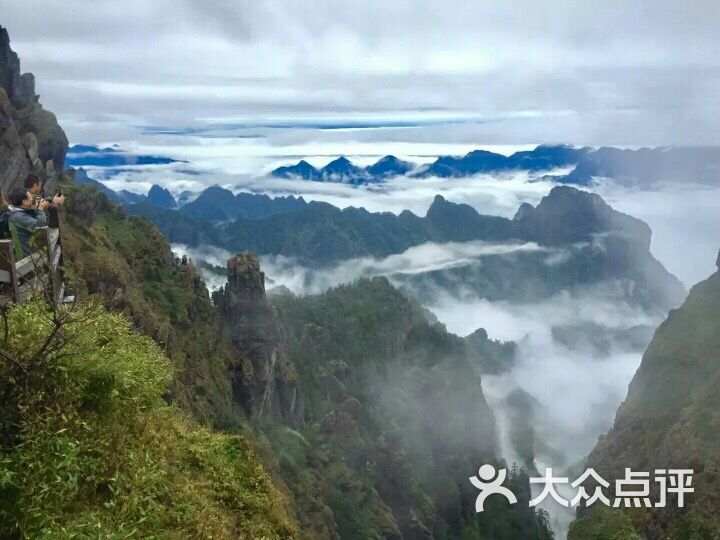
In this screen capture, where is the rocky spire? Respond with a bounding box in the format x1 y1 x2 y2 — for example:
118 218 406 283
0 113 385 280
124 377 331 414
214 252 303 425
0 25 67 195
0 26 21 102
0 26 37 106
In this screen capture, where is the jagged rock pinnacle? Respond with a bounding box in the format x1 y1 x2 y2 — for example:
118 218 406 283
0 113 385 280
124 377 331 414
227 251 266 297
215 251 302 425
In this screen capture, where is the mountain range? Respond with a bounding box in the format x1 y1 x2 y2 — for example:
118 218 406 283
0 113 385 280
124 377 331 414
66 142 720 192
269 145 720 186
65 143 182 167
126 184 686 309
272 155 414 184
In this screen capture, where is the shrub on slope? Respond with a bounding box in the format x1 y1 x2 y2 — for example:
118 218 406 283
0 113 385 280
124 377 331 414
0 299 296 539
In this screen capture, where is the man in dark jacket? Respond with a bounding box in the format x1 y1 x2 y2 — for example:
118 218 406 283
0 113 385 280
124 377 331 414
7 187 49 258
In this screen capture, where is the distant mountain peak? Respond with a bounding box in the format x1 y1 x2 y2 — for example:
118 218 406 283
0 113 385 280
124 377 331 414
147 184 177 209
367 155 414 177
319 156 368 184
323 156 357 172
425 194 464 219
271 159 320 180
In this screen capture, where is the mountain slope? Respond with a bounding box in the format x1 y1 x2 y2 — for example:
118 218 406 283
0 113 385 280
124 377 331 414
268 277 554 539
0 299 296 539
58 178 552 538
569 255 720 539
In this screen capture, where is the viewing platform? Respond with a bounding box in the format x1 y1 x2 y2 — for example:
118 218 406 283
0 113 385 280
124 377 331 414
0 207 67 306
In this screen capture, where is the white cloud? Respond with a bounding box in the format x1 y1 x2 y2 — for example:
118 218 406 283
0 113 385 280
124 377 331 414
2 0 719 148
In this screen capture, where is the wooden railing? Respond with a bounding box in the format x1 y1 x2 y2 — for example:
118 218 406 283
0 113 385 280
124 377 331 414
0 208 66 306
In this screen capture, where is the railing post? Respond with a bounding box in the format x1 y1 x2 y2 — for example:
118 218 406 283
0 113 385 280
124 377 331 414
0 209 65 307
44 227 63 305
47 206 65 304
0 239 19 304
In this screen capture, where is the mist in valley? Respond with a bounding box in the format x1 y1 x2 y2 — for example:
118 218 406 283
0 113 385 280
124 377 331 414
170 171 716 538
171 172 707 469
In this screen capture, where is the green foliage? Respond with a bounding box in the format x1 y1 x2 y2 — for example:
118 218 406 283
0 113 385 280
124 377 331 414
276 277 428 366
669 513 720 540
55 180 554 538
0 299 296 539
568 507 640 540
59 178 240 427
270 278 554 539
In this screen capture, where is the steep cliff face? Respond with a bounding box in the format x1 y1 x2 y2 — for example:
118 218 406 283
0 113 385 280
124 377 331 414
213 252 303 426
0 26 67 195
570 251 720 539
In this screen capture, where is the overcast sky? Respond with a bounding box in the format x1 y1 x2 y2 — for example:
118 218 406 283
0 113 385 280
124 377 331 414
2 0 719 148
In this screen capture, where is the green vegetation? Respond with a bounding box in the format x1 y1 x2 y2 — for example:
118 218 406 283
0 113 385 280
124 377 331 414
568 507 640 540
19 179 555 538
269 278 554 539
58 178 240 426
0 299 295 539
573 270 720 538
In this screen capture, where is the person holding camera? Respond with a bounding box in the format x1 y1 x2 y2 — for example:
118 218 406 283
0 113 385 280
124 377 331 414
7 187 52 258
23 174 65 208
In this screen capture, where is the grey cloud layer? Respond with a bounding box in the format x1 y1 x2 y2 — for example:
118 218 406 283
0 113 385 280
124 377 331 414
2 0 719 145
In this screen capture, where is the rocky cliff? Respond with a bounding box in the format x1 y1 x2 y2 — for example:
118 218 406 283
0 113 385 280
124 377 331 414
569 250 720 539
213 252 303 426
0 26 67 195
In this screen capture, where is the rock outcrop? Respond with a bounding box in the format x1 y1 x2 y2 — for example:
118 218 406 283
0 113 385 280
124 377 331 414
0 26 67 195
213 252 303 425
